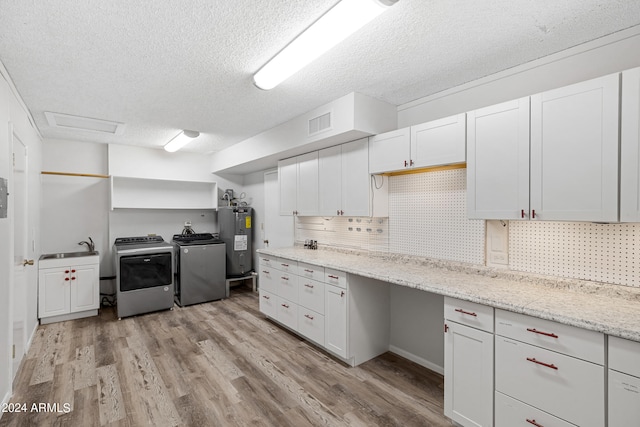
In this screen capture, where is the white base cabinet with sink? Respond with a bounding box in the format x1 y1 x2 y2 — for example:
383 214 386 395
258 255 389 366
38 253 100 324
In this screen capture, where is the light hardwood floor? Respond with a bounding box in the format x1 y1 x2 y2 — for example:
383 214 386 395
1 288 453 427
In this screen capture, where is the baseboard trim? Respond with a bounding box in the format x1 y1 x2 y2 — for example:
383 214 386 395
389 346 444 375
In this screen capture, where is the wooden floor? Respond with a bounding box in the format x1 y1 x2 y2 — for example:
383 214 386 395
1 288 453 427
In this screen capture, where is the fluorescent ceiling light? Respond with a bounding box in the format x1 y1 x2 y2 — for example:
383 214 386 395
164 130 200 152
253 0 399 90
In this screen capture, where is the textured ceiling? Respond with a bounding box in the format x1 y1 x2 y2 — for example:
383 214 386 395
0 0 639 154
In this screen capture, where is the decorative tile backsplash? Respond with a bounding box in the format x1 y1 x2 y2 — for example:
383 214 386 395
295 216 389 253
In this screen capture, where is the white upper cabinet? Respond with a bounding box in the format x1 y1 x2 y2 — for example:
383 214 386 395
621 67 640 222
411 113 466 168
467 98 530 220
368 128 411 174
296 152 319 216
318 145 342 216
530 73 620 222
369 113 466 174
278 156 298 215
340 139 375 216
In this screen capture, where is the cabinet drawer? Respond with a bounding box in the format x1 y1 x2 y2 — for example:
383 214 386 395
276 297 298 331
258 268 277 294
298 262 324 281
496 309 604 364
495 336 604 427
495 391 577 427
609 336 640 377
259 291 277 319
298 278 325 314
298 309 325 346
259 255 279 269
608 369 640 427
277 272 298 303
325 268 347 289
276 259 297 274
444 297 494 332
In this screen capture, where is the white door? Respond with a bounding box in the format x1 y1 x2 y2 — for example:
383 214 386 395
368 128 411 174
296 152 319 216
530 73 620 222
11 129 29 379
264 170 294 249
341 138 370 216
318 145 342 216
325 284 348 359
444 321 494 427
278 157 297 215
620 67 640 222
411 113 466 168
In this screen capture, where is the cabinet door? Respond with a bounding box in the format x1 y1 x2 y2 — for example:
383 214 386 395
296 152 319 215
411 113 466 168
259 291 277 318
621 67 640 222
38 268 71 318
444 321 494 427
318 145 342 216
341 138 370 216
368 128 411 174
278 157 298 215
325 284 348 359
609 370 640 427
70 264 99 313
530 73 620 222
467 98 530 220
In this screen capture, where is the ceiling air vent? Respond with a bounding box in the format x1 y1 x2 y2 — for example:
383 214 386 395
44 112 126 135
308 111 332 136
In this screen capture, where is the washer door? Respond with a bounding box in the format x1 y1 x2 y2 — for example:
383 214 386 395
119 253 172 292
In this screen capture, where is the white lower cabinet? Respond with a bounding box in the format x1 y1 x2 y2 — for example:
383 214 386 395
495 391 577 427
325 283 348 358
608 336 640 427
495 309 605 427
444 297 494 427
38 255 100 324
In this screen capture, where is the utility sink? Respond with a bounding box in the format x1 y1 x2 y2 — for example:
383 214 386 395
39 251 99 268
40 251 99 260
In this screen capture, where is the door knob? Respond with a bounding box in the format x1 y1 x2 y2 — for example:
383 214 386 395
23 259 34 266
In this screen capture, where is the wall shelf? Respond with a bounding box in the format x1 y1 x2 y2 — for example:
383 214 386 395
110 176 217 210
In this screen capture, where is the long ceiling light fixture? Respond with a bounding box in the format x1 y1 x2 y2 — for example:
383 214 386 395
164 130 200 152
253 0 399 90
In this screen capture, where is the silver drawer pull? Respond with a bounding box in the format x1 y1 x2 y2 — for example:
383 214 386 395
526 357 558 370
304 284 314 289
526 328 558 338
454 308 477 317
304 314 314 320
262 270 269 274
304 269 314 273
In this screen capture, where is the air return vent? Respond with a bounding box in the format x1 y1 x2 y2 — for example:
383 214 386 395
308 111 332 136
44 112 126 135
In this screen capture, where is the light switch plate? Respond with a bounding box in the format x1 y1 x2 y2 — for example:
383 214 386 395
0 177 7 218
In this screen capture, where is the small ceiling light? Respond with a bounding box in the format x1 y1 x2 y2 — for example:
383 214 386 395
164 130 200 152
253 0 399 90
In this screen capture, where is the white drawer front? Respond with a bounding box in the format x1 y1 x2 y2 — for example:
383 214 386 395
495 337 604 427
609 336 640 377
495 391 577 427
298 262 324 282
496 309 604 364
298 278 325 314
258 268 277 294
277 272 298 303
444 297 494 333
276 259 297 274
276 297 298 331
298 309 325 346
259 290 277 318
325 268 346 289
259 255 278 269
608 369 640 427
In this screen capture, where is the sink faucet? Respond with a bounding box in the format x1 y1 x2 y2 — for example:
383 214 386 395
78 237 95 252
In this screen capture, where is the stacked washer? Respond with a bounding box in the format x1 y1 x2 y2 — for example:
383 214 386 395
172 233 226 306
113 236 174 319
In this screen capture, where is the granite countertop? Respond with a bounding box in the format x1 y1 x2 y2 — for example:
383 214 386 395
256 247 640 342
